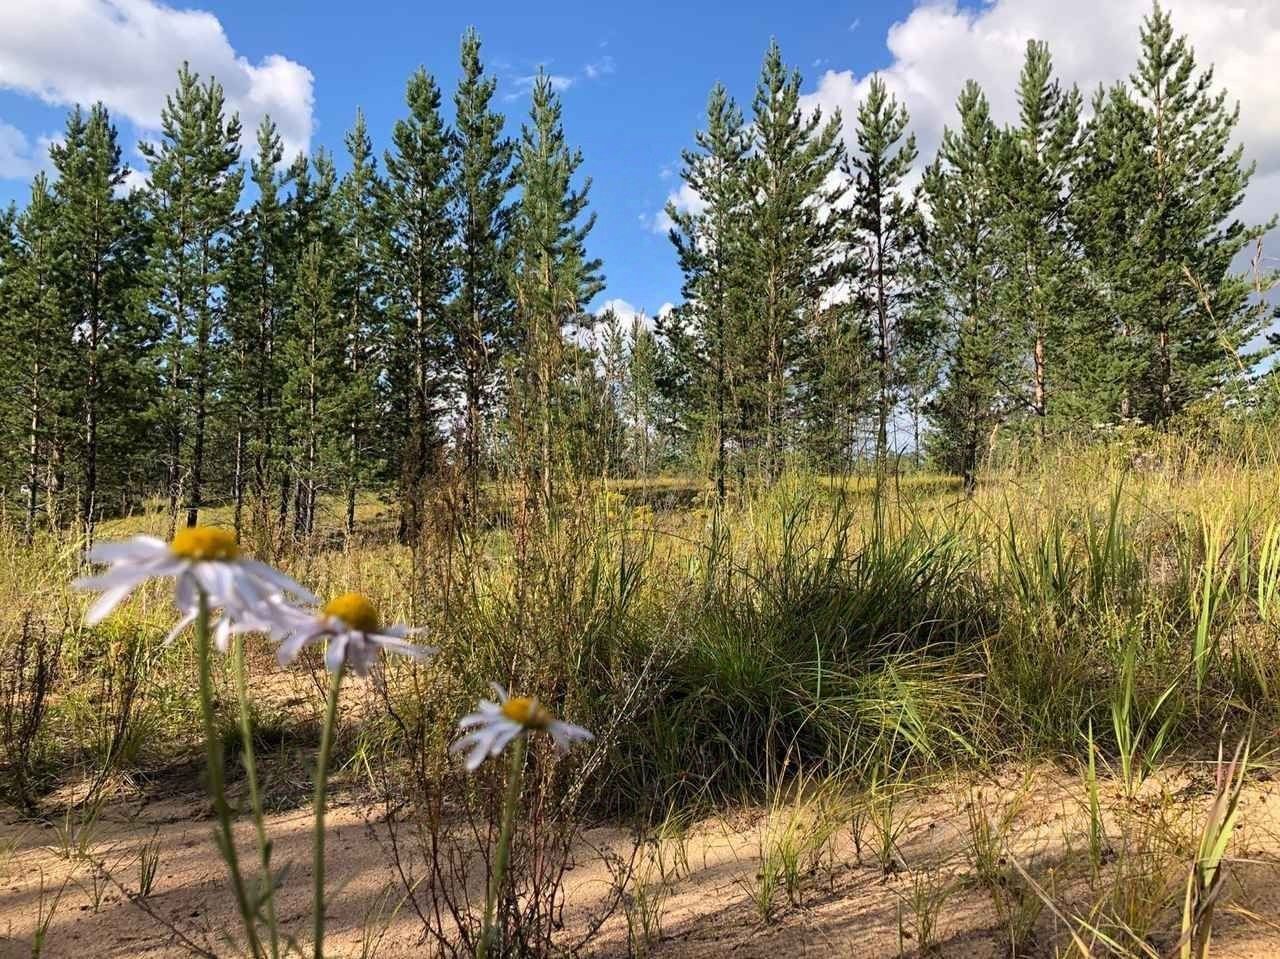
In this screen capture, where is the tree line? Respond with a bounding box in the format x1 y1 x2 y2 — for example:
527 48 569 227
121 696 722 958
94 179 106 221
658 4 1276 491
0 30 603 546
0 7 1274 548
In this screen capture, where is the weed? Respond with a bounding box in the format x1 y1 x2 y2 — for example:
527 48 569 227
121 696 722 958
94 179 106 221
896 868 953 956
136 832 161 899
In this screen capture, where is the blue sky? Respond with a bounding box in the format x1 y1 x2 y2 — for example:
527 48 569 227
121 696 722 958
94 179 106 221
0 0 914 315
2 0 1278 318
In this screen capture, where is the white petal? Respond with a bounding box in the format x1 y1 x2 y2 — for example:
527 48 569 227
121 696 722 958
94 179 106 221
74 566 151 593
174 570 198 613
457 707 498 730
239 559 318 603
212 617 233 653
464 727 505 771
548 721 593 753
370 633 436 661
325 634 349 674
164 610 197 645
87 537 166 563
491 723 523 755
490 682 509 702
85 581 137 625
276 630 315 666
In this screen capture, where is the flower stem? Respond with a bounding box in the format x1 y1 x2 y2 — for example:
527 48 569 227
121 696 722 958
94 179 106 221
478 733 526 959
233 633 280 959
195 588 264 958
313 663 345 959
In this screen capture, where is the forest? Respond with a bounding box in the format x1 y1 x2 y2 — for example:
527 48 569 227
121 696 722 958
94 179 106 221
4 4 1280 958
0 6 1272 546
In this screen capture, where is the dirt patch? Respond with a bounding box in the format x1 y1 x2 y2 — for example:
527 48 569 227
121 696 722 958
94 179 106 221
3 764 1280 957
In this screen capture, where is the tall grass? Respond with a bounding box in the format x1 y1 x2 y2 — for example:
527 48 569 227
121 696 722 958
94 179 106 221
2 428 1278 820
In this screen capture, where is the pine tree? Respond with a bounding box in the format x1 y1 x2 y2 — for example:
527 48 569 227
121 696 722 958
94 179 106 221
742 41 844 481
225 116 291 541
1126 3 1272 421
140 65 243 531
995 41 1083 439
0 177 67 542
1070 84 1152 423
595 307 628 477
509 70 603 508
626 318 661 476
49 104 144 546
279 149 340 539
333 109 386 538
667 83 750 499
450 28 514 511
381 68 453 542
844 74 921 470
795 300 874 469
0 204 16 500
922 81 1008 491
284 239 341 538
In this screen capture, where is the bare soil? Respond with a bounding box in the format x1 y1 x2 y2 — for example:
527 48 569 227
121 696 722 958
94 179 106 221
3 763 1280 957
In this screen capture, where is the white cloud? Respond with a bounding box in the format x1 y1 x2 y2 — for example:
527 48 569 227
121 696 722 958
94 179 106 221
596 297 654 332
584 55 616 80
0 0 315 159
650 182 706 235
0 121 43 179
506 72 575 101
799 0 1280 233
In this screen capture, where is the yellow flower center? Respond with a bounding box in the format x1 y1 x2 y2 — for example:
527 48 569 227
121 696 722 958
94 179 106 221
501 696 551 730
322 592 381 633
169 526 239 561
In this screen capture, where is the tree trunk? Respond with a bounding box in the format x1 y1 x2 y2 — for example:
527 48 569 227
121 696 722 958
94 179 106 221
1033 333 1046 440
715 301 727 503
233 424 245 541
875 221 891 475
82 277 100 551
186 315 207 528
25 360 40 546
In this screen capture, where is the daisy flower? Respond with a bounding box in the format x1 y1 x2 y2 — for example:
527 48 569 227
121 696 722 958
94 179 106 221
264 592 436 676
451 683 593 772
74 526 315 649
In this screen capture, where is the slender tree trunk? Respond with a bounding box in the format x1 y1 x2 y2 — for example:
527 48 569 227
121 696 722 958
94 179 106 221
187 309 208 529
166 303 184 540
233 423 245 541
764 272 782 484
305 321 318 537
465 357 481 516
875 228 890 475
715 299 727 503
83 317 99 550
1158 327 1173 422
25 360 41 546
345 283 361 542
1033 333 1046 440
81 253 102 550
185 241 213 529
540 351 553 507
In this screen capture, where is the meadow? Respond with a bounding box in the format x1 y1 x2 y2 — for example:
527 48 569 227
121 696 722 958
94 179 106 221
4 421 1280 957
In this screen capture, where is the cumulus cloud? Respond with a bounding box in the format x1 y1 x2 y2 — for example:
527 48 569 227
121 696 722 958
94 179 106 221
650 182 706 235
596 297 655 332
505 72 575 101
798 0 1280 231
0 0 315 158
584 55 616 80
0 121 45 179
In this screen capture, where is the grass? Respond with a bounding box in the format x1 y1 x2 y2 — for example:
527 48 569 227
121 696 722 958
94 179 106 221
3 420 1280 952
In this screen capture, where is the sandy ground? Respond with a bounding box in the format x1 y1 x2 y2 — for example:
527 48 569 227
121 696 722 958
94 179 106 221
3 763 1280 957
